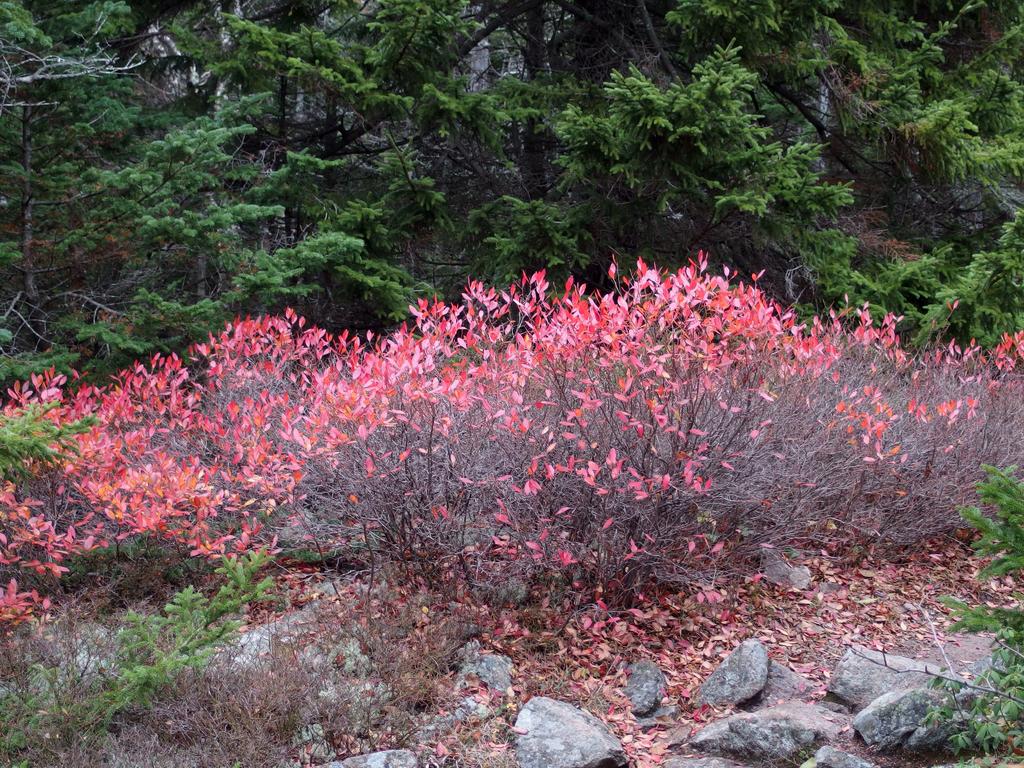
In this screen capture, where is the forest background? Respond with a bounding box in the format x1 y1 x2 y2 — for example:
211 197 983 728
3 0 1024 383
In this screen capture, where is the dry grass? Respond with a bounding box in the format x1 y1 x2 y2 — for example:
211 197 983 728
0 572 487 768
141 658 312 768
312 572 480 752
0 618 311 767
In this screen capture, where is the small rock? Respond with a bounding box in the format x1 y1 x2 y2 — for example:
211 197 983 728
624 660 668 717
333 637 373 677
515 697 627 768
689 702 846 762
745 661 812 708
762 551 813 590
969 652 1004 678
293 723 335 762
822 702 852 716
852 688 952 752
812 745 877 768
457 642 514 693
636 705 679 729
827 646 940 711
697 639 769 707
664 759 750 768
332 750 417 768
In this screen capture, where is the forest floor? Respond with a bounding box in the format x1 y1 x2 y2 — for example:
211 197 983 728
249 538 1010 768
4 537 1011 768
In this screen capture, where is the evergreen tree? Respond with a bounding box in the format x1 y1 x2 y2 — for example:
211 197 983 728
1 0 1022 382
0 403 94 480
0 1 281 378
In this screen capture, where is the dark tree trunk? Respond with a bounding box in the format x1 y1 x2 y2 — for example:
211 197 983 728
20 105 38 304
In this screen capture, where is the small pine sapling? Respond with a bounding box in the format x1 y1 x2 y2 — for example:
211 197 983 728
0 552 270 758
938 466 1024 755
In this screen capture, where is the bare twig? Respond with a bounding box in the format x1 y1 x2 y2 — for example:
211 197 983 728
0 37 142 115
636 0 679 80
2 291 23 320
57 292 125 317
851 640 1023 708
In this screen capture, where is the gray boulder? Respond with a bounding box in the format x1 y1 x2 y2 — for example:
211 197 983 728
746 661 812 708
697 639 769 707
812 745 877 768
852 688 953 752
664 759 750 768
515 697 627 768
689 702 846 762
332 751 417 768
215 605 318 669
762 551 813 590
827 646 939 711
457 642 514 694
624 660 668 717
64 623 117 683
905 714 962 753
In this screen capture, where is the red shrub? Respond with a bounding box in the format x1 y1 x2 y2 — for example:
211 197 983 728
5 257 1024 620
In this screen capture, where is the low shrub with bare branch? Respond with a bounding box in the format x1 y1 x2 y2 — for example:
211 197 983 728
6 258 1024 616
